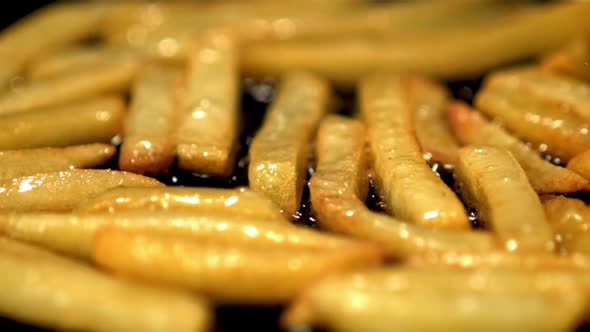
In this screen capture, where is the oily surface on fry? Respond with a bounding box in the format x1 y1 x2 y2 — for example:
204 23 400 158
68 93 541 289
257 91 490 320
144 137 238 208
543 196 590 255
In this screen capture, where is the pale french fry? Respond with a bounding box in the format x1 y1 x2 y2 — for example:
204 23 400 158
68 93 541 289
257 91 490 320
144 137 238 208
567 148 590 180
243 2 590 85
448 101 590 193
119 64 181 175
541 38 590 82
76 187 285 221
93 228 383 304
249 71 332 216
176 31 239 177
360 74 468 229
311 115 496 257
284 268 585 332
475 74 590 161
0 96 126 150
455 146 555 252
0 58 142 115
0 210 360 259
0 170 163 212
0 237 211 332
543 196 590 255
0 144 115 179
0 3 105 88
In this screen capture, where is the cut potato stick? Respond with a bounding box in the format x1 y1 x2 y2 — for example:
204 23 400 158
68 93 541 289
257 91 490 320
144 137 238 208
360 74 468 229
0 144 115 179
543 196 590 255
76 187 285 221
283 267 586 332
475 75 590 161
0 237 210 332
0 211 362 259
242 2 590 85
176 31 239 177
0 58 141 115
0 170 162 213
93 228 383 304
0 3 105 88
455 146 554 252
0 96 126 150
448 101 589 193
249 71 331 216
311 115 496 257
567 148 590 180
120 64 181 175
541 38 590 82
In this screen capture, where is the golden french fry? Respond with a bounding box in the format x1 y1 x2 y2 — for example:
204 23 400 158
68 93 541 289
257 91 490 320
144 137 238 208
243 2 590 85
541 38 590 82
0 237 211 332
76 186 285 220
93 228 383 304
543 196 590 255
0 144 115 179
311 115 496 257
0 210 360 259
0 58 141 115
284 267 585 332
475 73 590 161
567 148 590 180
455 146 554 252
249 71 332 216
360 74 468 229
0 170 163 212
119 64 181 175
0 96 126 150
176 31 239 177
448 101 589 193
0 3 105 88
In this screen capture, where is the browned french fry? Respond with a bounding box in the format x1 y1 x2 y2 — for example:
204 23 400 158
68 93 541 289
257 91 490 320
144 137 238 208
76 187 285 221
0 144 115 179
249 71 332 216
311 115 496 257
475 73 590 161
541 38 590 82
176 31 239 177
543 196 590 255
455 146 554 252
243 2 590 85
119 64 181 175
0 96 126 150
448 101 589 193
0 170 163 212
360 74 468 229
0 237 211 332
567 148 590 180
93 227 383 304
0 3 106 88
0 58 142 115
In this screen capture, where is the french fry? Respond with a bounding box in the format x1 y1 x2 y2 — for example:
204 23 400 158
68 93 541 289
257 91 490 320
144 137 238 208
0 237 211 332
475 74 590 161
455 146 554 252
0 96 126 150
176 31 239 177
93 227 383 304
311 115 496 257
119 64 181 175
76 187 285 221
567 148 590 180
283 267 585 332
448 101 589 193
242 2 590 85
0 3 106 88
541 38 590 82
0 210 361 259
0 58 142 115
543 196 590 255
0 170 163 213
360 74 468 229
249 71 332 216
0 144 115 179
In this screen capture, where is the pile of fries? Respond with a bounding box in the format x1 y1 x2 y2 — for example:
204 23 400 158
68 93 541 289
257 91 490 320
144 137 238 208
1 0 590 331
